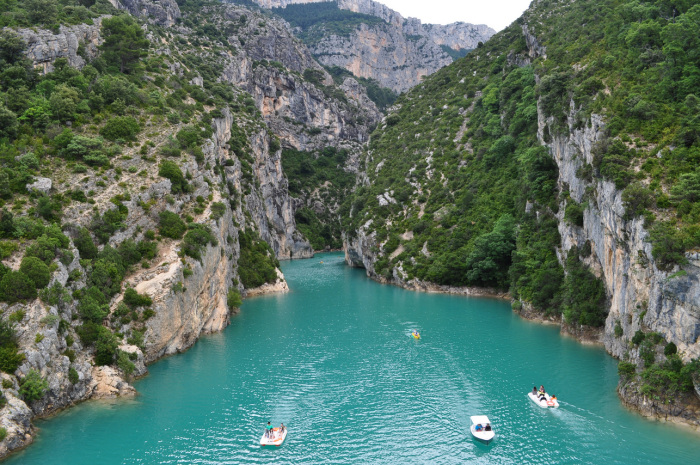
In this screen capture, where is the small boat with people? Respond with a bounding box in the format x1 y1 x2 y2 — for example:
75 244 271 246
260 422 287 446
528 385 559 408
412 330 421 339
469 415 495 444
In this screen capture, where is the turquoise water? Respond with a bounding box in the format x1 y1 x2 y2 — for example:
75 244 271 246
7 252 700 464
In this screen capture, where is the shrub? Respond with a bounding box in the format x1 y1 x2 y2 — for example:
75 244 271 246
90 204 128 244
100 116 140 141
116 350 135 376
562 248 607 327
68 367 79 384
622 182 654 220
19 256 51 289
648 222 688 271
94 327 119 366
176 125 202 148
0 271 38 303
158 211 186 239
0 241 18 259
123 288 152 308
73 227 98 260
182 224 217 260
614 320 623 338
19 369 48 402
0 427 6 441
564 201 584 227
227 289 242 311
618 361 637 379
0 346 24 373
211 202 226 220
238 229 279 288
632 330 646 345
158 161 189 194
665 342 678 356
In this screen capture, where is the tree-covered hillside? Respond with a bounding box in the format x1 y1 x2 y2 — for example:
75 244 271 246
343 0 699 322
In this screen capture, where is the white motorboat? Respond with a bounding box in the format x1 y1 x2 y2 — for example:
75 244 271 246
469 415 495 443
528 391 559 408
260 426 288 446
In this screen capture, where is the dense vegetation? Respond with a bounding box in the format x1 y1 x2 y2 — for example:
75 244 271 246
281 146 355 250
530 0 700 262
342 0 700 399
325 66 398 111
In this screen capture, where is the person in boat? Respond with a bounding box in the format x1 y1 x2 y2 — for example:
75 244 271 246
538 385 547 401
280 423 286 433
475 424 483 431
265 421 273 438
532 386 538 396
484 423 491 431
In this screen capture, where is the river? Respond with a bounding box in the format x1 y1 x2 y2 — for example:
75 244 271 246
7 252 700 464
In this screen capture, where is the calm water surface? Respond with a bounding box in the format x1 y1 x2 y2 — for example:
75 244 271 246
7 252 700 464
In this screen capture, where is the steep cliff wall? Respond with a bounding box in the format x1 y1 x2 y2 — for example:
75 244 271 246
109 0 181 26
13 18 104 74
310 23 451 93
255 0 495 92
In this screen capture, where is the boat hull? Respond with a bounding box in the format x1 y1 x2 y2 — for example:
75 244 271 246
528 392 559 408
470 426 495 443
260 427 287 446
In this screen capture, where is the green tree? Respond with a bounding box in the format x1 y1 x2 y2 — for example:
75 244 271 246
19 256 51 289
159 161 189 194
100 116 140 141
464 214 517 288
670 168 700 203
0 106 18 140
158 211 187 239
94 326 119 366
73 227 98 259
99 15 149 74
0 270 37 303
19 369 48 402
49 84 80 122
0 30 27 66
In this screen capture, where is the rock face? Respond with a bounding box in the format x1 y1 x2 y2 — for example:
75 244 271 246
12 18 104 73
215 5 381 153
110 0 181 26
310 23 451 93
253 0 495 92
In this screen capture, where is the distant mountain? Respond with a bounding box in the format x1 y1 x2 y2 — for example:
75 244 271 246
251 0 496 92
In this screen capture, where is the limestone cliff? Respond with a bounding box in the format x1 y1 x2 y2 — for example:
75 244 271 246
255 0 495 92
109 0 181 26
12 18 104 74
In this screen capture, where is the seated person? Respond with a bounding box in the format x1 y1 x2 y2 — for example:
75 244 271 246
475 424 483 431
484 424 491 431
